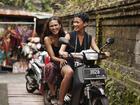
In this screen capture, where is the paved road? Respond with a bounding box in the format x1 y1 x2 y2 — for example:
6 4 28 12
0 83 8 105
0 73 44 105
0 73 25 83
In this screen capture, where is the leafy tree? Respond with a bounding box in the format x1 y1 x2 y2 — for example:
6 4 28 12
41 0 52 12
0 0 124 14
0 0 52 12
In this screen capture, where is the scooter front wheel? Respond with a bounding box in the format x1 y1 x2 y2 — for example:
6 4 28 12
26 81 36 93
92 97 109 105
100 97 109 105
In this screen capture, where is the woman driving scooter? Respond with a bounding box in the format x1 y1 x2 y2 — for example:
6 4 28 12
58 12 108 105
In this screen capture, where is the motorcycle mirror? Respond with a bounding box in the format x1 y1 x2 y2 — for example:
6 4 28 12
100 37 114 51
59 37 70 45
106 37 114 45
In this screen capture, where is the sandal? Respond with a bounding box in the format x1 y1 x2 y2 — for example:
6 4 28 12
53 101 63 105
50 95 57 105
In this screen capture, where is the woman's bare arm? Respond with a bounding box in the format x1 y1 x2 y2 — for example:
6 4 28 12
59 33 70 58
44 36 64 62
91 36 100 53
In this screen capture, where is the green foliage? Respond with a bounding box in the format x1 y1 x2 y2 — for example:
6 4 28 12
106 78 140 105
24 0 36 12
49 0 97 15
41 0 52 12
0 0 52 12
0 0 124 14
0 0 27 8
101 62 140 105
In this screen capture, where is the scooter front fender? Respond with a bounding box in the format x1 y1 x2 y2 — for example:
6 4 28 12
98 87 105 95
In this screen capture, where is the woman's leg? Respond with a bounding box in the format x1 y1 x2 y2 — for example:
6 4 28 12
48 82 56 96
45 62 58 104
58 65 74 105
45 62 56 96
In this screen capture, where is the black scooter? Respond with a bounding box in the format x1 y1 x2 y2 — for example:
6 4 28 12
44 37 114 105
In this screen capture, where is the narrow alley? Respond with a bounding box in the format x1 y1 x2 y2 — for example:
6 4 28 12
0 73 44 105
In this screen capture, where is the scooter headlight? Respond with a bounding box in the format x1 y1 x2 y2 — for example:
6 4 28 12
84 52 98 60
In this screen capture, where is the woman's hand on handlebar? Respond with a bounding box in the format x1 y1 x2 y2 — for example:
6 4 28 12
59 51 83 60
104 51 110 57
70 53 83 59
99 51 110 59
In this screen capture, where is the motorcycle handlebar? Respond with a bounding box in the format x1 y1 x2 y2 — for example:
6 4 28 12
68 53 83 59
61 51 108 61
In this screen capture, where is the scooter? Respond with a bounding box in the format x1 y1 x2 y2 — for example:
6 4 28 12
25 50 48 93
44 37 114 105
22 39 49 94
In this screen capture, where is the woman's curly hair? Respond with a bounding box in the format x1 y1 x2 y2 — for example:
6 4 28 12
74 12 89 23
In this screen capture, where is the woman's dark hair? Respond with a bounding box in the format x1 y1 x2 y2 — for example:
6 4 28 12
74 12 89 23
43 16 65 37
41 16 65 43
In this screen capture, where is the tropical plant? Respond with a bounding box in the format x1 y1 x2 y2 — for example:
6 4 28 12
0 0 124 14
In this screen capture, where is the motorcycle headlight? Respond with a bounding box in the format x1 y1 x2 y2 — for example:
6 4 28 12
84 52 98 60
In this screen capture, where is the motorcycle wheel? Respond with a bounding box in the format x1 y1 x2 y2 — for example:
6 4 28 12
92 97 109 105
25 68 37 93
26 80 36 93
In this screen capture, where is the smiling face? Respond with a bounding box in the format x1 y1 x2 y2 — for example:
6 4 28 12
73 17 87 32
49 20 61 35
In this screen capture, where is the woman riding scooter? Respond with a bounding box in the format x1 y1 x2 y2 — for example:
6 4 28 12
59 12 110 105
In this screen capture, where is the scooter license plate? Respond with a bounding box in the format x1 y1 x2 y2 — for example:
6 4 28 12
83 68 107 80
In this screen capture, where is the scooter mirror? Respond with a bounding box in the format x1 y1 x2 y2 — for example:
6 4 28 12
106 37 114 45
59 37 70 45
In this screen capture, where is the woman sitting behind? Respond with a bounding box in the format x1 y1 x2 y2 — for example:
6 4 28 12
44 16 67 104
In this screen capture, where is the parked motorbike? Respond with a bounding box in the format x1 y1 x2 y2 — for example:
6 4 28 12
44 37 114 105
22 39 49 94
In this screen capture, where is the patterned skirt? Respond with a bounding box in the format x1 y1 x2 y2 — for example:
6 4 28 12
44 61 61 83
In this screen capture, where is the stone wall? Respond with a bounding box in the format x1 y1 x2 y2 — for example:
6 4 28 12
61 0 140 88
